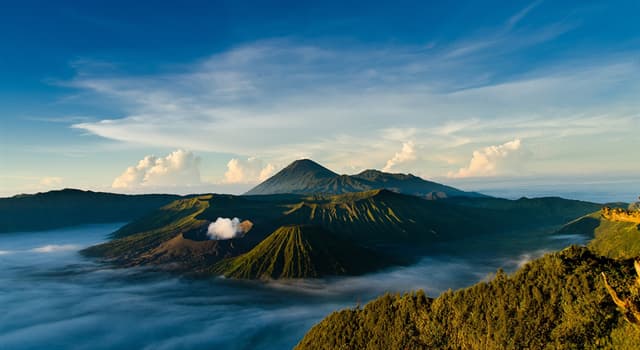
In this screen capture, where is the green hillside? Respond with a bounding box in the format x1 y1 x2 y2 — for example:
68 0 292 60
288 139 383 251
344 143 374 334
81 195 212 261
212 225 390 279
84 189 602 273
446 196 602 229
280 189 492 245
0 188 180 233
296 246 640 349
557 211 640 260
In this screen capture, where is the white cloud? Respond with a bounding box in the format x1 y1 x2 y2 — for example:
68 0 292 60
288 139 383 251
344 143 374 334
61 33 640 180
450 139 528 178
224 157 276 184
39 177 63 187
383 141 417 172
112 149 202 189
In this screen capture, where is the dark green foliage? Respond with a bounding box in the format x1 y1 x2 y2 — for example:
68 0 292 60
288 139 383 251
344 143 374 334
556 214 601 235
297 291 430 350
212 225 391 279
296 246 640 349
0 188 180 233
245 159 484 198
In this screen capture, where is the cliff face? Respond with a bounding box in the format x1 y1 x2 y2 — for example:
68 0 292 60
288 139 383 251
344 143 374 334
602 207 640 224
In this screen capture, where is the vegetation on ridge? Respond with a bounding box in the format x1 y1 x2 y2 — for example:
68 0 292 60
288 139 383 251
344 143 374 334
296 246 640 349
557 207 640 260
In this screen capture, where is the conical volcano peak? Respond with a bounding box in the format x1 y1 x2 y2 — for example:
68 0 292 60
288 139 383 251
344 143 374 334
281 159 337 178
245 158 485 198
212 224 388 279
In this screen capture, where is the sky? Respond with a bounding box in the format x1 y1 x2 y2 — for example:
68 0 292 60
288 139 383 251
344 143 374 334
1 0 639 200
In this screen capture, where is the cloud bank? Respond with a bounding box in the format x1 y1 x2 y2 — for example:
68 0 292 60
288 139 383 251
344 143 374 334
450 139 528 178
224 157 276 184
112 149 202 190
383 141 417 172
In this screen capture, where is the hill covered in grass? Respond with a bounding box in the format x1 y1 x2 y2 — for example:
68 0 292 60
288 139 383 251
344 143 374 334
0 189 180 233
296 246 640 349
212 225 390 279
557 208 640 260
84 188 603 278
81 195 213 263
245 159 484 198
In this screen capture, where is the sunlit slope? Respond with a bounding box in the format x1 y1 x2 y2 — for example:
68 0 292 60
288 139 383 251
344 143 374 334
82 195 212 261
81 194 298 268
281 189 491 244
212 225 389 279
557 210 640 259
296 246 640 349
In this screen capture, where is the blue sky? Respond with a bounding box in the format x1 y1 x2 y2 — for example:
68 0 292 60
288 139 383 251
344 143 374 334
1 0 639 200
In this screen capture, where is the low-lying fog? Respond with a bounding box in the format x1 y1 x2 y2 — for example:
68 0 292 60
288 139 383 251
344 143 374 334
0 224 588 350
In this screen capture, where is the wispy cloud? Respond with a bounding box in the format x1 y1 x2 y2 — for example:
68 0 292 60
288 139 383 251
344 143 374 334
507 0 543 30
60 16 639 180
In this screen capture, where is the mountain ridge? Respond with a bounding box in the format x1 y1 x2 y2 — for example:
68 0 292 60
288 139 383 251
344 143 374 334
0 188 181 233
245 159 485 198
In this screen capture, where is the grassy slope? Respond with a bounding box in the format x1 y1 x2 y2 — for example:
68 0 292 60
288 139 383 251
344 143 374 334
555 211 640 259
296 246 640 350
212 225 390 279
0 189 180 233
81 195 211 261
589 217 640 260
84 190 602 272
281 189 493 245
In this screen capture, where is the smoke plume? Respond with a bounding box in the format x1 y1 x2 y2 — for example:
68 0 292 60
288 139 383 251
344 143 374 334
207 217 252 240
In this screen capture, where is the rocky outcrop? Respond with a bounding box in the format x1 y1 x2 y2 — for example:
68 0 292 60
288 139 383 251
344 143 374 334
601 206 640 224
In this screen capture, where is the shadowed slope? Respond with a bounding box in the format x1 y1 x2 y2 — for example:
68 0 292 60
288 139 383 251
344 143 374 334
0 189 180 233
352 169 483 198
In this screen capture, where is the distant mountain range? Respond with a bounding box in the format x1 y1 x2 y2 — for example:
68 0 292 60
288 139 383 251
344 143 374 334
1 159 484 234
0 189 180 233
245 159 485 199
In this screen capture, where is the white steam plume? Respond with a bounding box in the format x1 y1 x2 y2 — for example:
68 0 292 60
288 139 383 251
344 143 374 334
207 217 249 240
